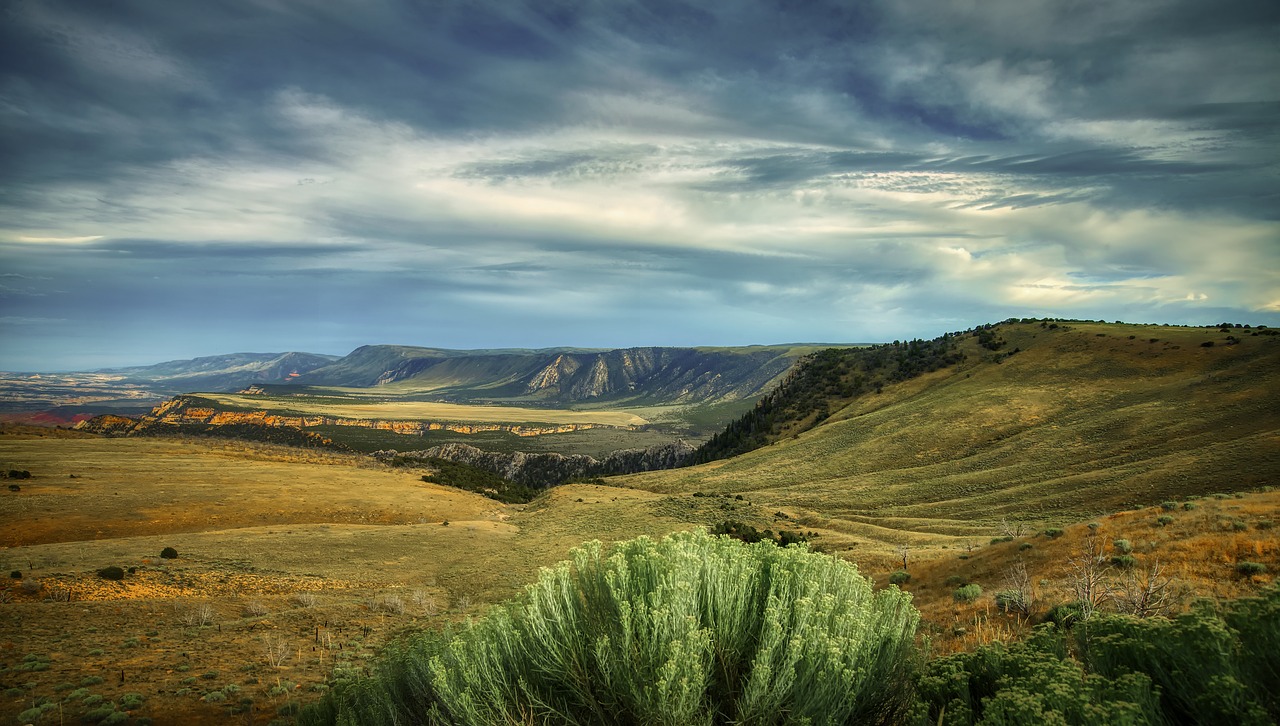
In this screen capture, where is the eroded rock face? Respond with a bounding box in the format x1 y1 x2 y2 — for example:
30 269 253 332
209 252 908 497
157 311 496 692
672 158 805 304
73 414 138 436
78 395 627 439
377 439 697 488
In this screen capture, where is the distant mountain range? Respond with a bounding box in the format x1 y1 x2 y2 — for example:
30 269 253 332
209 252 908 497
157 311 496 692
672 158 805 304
97 351 340 391
291 344 822 405
0 344 837 420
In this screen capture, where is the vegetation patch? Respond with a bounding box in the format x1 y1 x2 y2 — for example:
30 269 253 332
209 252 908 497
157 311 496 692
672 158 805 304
302 530 918 725
417 457 537 504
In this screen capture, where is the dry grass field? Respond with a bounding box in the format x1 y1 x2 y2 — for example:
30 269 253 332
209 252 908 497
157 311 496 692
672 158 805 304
200 394 649 427
0 432 759 725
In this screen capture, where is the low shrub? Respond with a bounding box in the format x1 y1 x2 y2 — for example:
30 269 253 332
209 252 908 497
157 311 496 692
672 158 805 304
954 584 983 603
1182 501 1198 511
301 530 920 726
1156 515 1175 526
914 625 1159 725
1018 542 1033 551
97 566 125 581
119 692 144 709
889 569 911 585
1110 555 1138 569
993 589 1030 614
1042 528 1064 538
160 547 179 559
945 575 967 587
1113 539 1133 554
1236 562 1267 577
1160 501 1178 511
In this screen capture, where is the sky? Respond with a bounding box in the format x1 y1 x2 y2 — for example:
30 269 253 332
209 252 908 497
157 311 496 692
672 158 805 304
1 0 1278 371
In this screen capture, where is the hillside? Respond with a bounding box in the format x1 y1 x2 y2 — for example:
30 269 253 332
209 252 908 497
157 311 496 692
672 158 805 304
619 320 1280 550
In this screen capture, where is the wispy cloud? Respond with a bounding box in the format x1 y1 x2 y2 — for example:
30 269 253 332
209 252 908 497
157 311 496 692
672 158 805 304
0 0 1276 369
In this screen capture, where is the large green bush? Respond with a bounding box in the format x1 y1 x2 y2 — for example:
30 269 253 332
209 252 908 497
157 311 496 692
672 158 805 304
916 583 1280 725
912 625 1159 725
1076 586 1280 724
303 530 919 725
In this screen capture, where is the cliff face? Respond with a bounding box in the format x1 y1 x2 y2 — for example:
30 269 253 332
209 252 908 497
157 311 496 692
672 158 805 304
78 395 629 439
377 439 698 488
297 345 805 405
73 414 139 436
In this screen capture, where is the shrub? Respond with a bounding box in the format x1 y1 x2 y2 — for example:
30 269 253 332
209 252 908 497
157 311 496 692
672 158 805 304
1111 555 1138 569
994 589 1030 614
945 575 967 587
1236 562 1267 577
1043 602 1084 629
10 570 19 579
954 584 983 603
914 625 1159 724
889 569 911 585
1018 542 1033 551
1160 501 1178 511
1076 591 1279 724
1042 528 1064 538
1156 515 1175 526
97 566 125 581
1183 501 1197 511
160 547 178 559
119 692 144 709
302 530 919 726
1113 539 1133 554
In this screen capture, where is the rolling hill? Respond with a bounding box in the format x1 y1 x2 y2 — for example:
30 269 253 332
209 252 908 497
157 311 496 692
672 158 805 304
617 320 1280 549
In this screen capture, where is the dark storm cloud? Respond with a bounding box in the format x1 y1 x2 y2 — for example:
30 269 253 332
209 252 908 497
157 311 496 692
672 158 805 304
1 0 1277 369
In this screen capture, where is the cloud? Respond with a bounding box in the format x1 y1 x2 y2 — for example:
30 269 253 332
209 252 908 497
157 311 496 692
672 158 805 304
0 0 1277 369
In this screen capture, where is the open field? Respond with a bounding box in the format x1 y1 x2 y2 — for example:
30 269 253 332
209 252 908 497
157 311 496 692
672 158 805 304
2 431 1275 724
199 393 649 427
0 434 771 724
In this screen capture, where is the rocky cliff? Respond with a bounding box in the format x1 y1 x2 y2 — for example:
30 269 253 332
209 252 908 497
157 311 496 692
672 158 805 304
296 345 811 405
376 440 698 488
77 395 626 439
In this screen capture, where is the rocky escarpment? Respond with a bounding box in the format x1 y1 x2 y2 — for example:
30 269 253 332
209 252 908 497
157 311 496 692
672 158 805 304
77 395 627 439
377 440 697 488
297 345 806 405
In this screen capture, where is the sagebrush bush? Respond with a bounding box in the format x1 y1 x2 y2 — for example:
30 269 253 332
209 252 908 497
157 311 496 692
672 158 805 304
303 530 919 726
1236 562 1267 577
1076 586 1280 724
953 584 983 603
913 625 1159 725
889 569 911 585
1112 539 1133 555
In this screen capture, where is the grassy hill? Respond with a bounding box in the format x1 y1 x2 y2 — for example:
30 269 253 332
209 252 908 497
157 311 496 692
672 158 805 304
619 320 1280 550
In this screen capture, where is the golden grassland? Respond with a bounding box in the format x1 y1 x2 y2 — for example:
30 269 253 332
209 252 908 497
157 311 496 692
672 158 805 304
617 322 1279 548
0 434 759 724
200 393 650 427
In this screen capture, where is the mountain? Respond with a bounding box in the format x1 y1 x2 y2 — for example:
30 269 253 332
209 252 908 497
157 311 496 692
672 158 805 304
619 319 1280 535
99 351 339 390
293 344 821 405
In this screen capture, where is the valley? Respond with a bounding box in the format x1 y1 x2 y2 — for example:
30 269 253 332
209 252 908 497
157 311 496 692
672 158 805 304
1 320 1277 724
